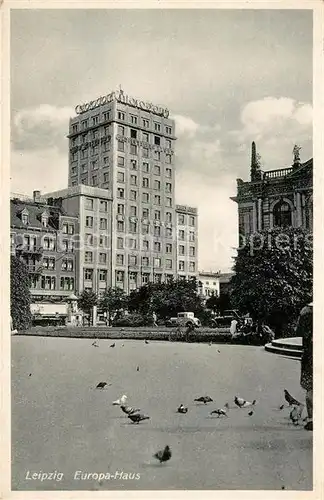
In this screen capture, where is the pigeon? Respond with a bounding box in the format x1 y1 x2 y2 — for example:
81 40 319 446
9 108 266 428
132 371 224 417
153 445 172 463
177 404 188 414
248 410 254 416
284 389 302 407
290 405 304 425
234 396 256 408
210 408 228 417
121 344 124 347
144 340 149 344
112 395 127 405
279 404 285 410
224 403 230 410
120 405 141 415
110 343 115 348
208 342 212 346
128 413 150 424
217 350 221 353
96 382 107 389
136 366 140 372
28 373 32 377
194 396 213 404
92 340 99 347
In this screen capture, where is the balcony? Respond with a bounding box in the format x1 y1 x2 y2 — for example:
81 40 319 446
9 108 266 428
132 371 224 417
263 167 293 180
17 246 43 256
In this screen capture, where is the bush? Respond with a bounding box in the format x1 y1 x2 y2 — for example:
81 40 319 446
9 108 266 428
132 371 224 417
11 256 32 330
113 313 151 327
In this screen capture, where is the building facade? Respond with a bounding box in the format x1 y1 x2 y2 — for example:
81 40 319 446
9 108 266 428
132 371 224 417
231 143 313 240
45 89 199 293
198 271 221 298
10 191 78 318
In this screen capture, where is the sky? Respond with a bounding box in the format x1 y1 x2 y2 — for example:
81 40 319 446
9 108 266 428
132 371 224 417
10 8 313 272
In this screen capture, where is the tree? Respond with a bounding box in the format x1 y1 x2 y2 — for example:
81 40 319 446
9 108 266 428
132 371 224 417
100 287 126 325
10 255 32 330
78 290 98 325
230 227 312 336
206 292 232 315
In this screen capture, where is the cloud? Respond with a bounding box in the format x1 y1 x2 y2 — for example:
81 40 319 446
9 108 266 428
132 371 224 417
12 104 74 152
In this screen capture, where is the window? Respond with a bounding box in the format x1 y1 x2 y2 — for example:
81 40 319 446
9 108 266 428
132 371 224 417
68 224 74 235
189 246 195 257
179 230 185 240
154 257 161 268
154 226 161 236
117 171 125 182
154 195 161 205
72 124 78 133
179 245 185 255
100 218 107 230
117 237 124 249
130 190 137 201
165 126 172 134
118 111 125 120
143 240 149 251
143 132 149 143
103 111 110 121
154 274 162 284
117 140 125 152
166 154 172 164
99 253 107 264
84 268 93 280
154 210 161 220
154 241 161 252
85 252 93 264
62 223 68 234
166 183 172 193
116 254 124 265
154 165 161 176
154 180 161 191
100 200 108 212
117 188 125 199
86 233 93 246
154 122 161 132
143 162 149 173
142 177 149 188
81 164 87 173
82 119 88 130
166 259 172 269
130 175 137 186
118 125 125 136
41 276 56 290
178 214 185 224
142 256 149 266
166 197 172 207
130 115 138 124
81 134 87 143
154 135 161 145
92 175 98 186
85 198 94 210
154 151 161 161
129 255 137 266
117 204 124 215
130 159 137 170
166 139 171 149
142 118 149 128
130 144 137 155
129 221 137 233
178 261 185 271
117 220 124 232
99 235 108 247
91 158 99 168
189 231 195 242
142 192 149 203
166 168 172 178
165 227 172 238
85 216 93 228
189 262 196 272
81 149 88 159
92 115 99 126
128 238 137 250
71 166 77 175
99 270 107 281
166 243 172 253
103 157 109 166
142 148 149 158
166 212 172 223
189 216 195 226
142 224 149 234
130 129 137 139
130 205 137 217
21 211 29 225
273 200 292 228
142 208 149 218
117 156 125 167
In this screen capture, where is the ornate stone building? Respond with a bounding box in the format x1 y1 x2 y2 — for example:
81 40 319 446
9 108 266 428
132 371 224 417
231 143 313 239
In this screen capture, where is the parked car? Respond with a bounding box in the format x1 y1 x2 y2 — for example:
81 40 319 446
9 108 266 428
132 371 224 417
165 312 201 328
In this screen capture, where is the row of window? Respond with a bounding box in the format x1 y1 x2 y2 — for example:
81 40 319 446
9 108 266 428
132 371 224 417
40 258 74 271
116 172 172 192
116 112 172 135
117 126 172 147
117 158 172 177
117 141 172 163
71 124 111 142
29 275 75 291
13 235 74 253
116 189 173 206
71 113 111 134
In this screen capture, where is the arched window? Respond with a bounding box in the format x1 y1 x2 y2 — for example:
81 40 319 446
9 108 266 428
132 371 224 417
273 200 292 228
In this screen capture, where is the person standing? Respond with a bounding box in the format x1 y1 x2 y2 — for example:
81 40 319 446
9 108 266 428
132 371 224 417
296 302 313 431
230 318 238 338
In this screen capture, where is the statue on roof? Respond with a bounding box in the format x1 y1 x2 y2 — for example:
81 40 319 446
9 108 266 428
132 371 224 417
293 144 301 164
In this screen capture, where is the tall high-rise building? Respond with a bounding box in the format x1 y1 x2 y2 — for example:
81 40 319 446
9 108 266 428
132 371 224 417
43 89 198 295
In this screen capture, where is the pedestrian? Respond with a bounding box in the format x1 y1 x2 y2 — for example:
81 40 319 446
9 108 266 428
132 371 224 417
152 311 158 327
230 318 238 338
296 302 313 431
185 323 195 342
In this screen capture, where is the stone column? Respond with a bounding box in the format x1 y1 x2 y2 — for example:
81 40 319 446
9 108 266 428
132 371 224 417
296 192 302 227
252 201 258 232
257 198 262 231
92 305 97 327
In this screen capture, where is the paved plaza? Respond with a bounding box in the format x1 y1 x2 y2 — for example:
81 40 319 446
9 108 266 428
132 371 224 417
11 336 312 491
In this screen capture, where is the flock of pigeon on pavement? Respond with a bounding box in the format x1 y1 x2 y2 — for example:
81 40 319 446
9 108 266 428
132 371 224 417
92 339 308 464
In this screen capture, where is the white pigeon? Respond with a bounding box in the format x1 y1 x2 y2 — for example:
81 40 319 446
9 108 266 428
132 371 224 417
112 394 127 406
234 396 257 408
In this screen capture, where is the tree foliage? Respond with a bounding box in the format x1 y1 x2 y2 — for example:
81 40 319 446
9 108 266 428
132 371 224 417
10 256 32 330
230 227 313 335
99 287 126 325
205 292 232 315
78 290 98 322
127 277 203 319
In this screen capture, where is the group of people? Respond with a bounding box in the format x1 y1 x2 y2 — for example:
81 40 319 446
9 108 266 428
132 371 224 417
229 314 275 345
